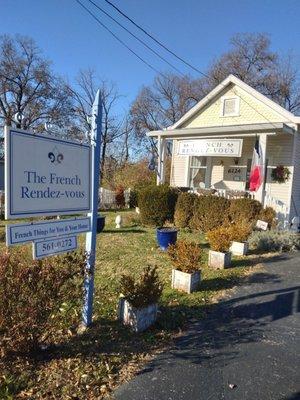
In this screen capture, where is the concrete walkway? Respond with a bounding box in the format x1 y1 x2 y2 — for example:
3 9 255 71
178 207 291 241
114 253 300 400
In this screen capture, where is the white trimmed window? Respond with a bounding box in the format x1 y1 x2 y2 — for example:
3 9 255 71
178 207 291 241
221 96 240 117
189 156 207 189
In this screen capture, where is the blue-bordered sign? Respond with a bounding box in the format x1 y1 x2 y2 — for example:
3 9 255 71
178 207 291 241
5 127 91 219
33 235 77 260
6 216 91 246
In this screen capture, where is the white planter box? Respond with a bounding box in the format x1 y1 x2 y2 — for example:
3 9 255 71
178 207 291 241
208 250 231 269
118 298 158 332
171 269 201 294
230 241 249 256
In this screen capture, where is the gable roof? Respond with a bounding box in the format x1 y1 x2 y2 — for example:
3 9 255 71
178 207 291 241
170 74 300 129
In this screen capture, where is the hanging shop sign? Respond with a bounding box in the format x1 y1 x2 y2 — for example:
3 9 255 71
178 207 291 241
5 128 91 219
33 235 78 260
6 216 91 246
178 139 243 157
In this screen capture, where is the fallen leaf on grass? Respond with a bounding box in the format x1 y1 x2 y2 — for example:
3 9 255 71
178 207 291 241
229 383 237 389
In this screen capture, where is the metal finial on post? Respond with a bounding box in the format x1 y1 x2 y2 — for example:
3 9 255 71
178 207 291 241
83 90 102 326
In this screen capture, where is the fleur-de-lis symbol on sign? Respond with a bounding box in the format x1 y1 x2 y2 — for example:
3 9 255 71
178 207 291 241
48 146 64 165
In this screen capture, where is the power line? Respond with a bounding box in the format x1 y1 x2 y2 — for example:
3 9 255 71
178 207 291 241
101 0 295 126
76 0 294 129
86 0 185 75
103 0 207 77
74 0 162 76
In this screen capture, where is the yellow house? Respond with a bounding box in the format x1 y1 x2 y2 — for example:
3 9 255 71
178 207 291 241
147 75 300 227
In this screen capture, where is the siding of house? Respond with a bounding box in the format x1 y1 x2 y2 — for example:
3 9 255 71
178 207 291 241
170 81 296 220
172 134 294 213
265 134 294 211
170 140 188 187
181 84 289 128
210 137 254 191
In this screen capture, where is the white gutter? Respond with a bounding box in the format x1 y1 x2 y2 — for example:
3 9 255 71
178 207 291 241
147 123 295 138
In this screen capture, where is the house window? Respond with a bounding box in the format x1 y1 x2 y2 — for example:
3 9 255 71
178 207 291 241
221 96 240 117
189 156 207 189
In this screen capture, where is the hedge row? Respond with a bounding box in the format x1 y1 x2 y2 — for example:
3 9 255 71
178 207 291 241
174 193 276 232
137 186 276 230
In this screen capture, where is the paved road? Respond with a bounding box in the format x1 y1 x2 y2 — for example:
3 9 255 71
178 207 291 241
114 253 300 400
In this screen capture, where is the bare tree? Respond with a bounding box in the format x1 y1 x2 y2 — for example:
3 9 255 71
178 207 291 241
0 35 72 131
203 33 300 112
70 69 127 174
130 33 300 151
130 73 204 152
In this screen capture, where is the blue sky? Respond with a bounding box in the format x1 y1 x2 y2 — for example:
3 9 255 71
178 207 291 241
1 0 300 116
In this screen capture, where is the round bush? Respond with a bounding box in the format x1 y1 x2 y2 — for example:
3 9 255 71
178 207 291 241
174 192 198 228
138 184 178 226
259 206 277 228
206 225 232 253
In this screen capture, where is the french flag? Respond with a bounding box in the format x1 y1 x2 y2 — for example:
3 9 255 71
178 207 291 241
249 138 264 192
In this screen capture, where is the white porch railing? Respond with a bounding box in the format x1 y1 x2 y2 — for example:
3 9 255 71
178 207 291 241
264 194 289 228
98 187 131 209
189 188 255 200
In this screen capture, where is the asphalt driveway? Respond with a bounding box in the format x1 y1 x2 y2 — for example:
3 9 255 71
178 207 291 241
114 252 300 400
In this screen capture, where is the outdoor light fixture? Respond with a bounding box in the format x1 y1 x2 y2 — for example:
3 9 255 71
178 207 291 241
234 158 239 165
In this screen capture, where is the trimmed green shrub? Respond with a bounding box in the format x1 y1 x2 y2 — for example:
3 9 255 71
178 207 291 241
190 195 230 232
129 181 156 208
168 240 202 273
120 266 162 308
259 206 277 228
138 184 178 226
229 198 263 224
228 220 252 242
174 192 198 228
206 225 232 253
248 230 300 252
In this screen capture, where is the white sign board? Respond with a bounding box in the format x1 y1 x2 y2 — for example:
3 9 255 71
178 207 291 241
256 219 268 231
178 139 243 157
33 235 77 260
5 128 91 219
6 217 91 246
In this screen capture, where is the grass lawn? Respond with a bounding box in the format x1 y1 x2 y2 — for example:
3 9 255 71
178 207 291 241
0 210 259 399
